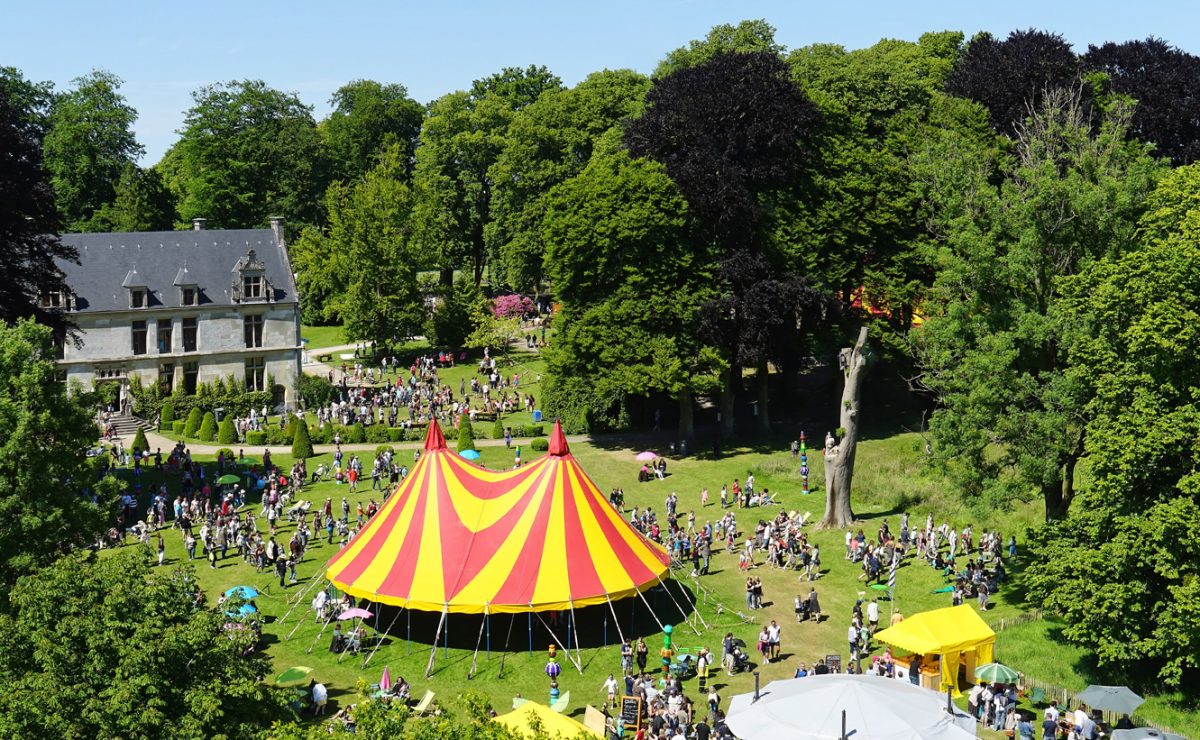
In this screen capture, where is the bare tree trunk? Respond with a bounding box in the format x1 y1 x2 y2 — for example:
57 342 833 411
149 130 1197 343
719 366 735 438
677 390 694 441
756 358 771 434
818 327 870 529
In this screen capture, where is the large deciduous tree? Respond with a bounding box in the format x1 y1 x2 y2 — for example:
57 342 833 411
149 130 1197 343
542 133 721 436
626 50 823 434
0 75 77 336
42 70 143 231
915 87 1164 521
1084 37 1200 165
159 80 327 228
321 79 424 184
0 551 286 737
413 67 562 286
86 162 175 232
945 29 1079 137
655 19 785 77
488 69 651 292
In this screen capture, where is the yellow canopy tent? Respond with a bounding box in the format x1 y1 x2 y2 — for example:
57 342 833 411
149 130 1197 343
494 701 600 738
872 604 995 695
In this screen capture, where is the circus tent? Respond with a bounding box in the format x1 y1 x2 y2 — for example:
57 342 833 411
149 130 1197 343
315 418 688 674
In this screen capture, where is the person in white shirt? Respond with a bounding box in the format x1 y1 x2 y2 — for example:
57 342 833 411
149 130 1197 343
867 599 879 631
1045 700 1060 724
602 674 618 709
1074 706 1089 734
312 682 328 715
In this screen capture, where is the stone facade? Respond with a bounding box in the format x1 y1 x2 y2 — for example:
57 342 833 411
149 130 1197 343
54 219 302 408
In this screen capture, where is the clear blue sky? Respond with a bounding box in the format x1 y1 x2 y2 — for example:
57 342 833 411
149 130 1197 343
4 0 1198 163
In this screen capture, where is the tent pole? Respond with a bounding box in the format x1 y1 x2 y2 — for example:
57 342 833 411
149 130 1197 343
569 600 583 669
362 607 402 669
605 595 627 648
498 613 515 679
531 603 582 673
425 605 448 678
406 605 411 656
654 574 701 635
486 612 491 659
468 604 488 679
634 586 667 634
528 612 532 656
306 611 334 654
666 569 709 630
279 576 324 632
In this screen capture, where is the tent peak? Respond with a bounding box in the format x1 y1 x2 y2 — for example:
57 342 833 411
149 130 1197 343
548 420 570 456
424 418 448 451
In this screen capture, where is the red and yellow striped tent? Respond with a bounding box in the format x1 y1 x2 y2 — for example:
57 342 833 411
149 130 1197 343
325 419 670 614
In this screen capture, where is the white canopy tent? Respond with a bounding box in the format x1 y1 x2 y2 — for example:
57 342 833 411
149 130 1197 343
727 674 977 740
1111 730 1187 740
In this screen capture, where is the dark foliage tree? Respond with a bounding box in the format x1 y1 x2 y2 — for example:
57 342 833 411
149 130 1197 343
626 51 824 433
86 162 175 232
0 75 76 336
1084 37 1200 164
946 29 1080 137
322 79 425 184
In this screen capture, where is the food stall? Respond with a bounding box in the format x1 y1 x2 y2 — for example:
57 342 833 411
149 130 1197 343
872 604 996 695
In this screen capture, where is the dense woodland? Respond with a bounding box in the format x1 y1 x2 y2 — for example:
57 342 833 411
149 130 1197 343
3 20 1200 736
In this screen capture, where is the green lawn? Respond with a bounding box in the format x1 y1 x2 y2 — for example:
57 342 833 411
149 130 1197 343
100 431 1196 737
300 324 348 350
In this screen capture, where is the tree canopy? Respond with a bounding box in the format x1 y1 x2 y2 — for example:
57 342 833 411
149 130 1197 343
322 79 424 184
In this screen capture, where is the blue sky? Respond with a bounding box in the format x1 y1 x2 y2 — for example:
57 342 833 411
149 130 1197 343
4 0 1198 163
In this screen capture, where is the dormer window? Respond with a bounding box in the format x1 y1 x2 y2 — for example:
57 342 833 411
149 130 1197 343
40 291 65 309
243 275 263 299
181 287 197 306
122 268 148 309
173 267 199 307
130 289 146 308
231 249 272 304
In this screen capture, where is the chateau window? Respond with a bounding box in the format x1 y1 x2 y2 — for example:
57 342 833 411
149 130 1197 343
132 321 147 355
41 291 64 308
159 363 174 394
181 287 197 306
157 322 173 353
130 289 146 309
243 275 263 299
182 318 197 352
244 357 265 391
244 315 264 348
183 362 199 394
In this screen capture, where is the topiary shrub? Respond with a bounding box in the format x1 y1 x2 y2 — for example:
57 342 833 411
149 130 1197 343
215 447 236 461
529 424 544 436
310 424 332 444
493 418 504 439
349 423 367 444
183 407 203 438
197 412 217 442
292 420 314 459
217 417 237 445
457 415 476 453
246 430 268 445
387 427 405 442
530 436 549 452
365 424 390 443
160 401 175 427
171 420 185 435
513 425 528 438
130 427 149 456
266 427 291 445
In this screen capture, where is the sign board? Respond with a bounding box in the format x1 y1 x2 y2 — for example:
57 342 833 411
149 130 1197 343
825 654 842 673
620 696 642 729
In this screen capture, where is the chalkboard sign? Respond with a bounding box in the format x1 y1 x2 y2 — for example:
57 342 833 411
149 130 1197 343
620 696 642 729
825 654 842 673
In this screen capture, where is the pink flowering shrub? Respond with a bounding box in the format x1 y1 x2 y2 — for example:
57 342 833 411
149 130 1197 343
492 294 535 319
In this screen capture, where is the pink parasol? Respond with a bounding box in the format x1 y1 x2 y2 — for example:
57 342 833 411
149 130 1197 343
337 607 374 621
380 666 392 692
635 451 657 462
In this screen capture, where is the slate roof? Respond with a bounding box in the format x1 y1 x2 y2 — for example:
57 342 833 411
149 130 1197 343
56 229 295 313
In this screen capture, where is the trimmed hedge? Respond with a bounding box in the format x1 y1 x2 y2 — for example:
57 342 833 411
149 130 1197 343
530 436 549 452
493 418 505 439
246 431 268 445
457 416 476 453
183 408 203 438
160 402 175 426
387 427 405 442
217 418 237 445
197 412 217 442
292 420 313 459
171 420 185 435
131 427 149 455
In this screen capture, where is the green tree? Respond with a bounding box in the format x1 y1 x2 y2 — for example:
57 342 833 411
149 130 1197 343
43 70 143 231
322 79 424 184
159 400 175 426
0 551 285 737
424 280 484 349
217 417 237 445
542 134 722 437
655 19 785 77
197 411 217 442
289 224 345 325
487 69 651 292
457 415 476 454
327 145 425 345
159 80 327 228
413 67 562 286
915 87 1165 520
130 427 149 456
86 162 175 232
0 321 116 599
183 407 203 438
291 418 313 459
0 71 77 337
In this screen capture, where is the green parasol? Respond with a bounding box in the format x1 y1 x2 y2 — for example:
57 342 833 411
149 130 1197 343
974 662 1020 684
276 666 314 687
217 474 241 485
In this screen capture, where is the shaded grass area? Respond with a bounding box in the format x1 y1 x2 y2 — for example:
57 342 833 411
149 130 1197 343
100 432 1193 735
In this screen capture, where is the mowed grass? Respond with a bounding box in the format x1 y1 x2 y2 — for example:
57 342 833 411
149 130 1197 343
300 324 348 350
99 431 1192 737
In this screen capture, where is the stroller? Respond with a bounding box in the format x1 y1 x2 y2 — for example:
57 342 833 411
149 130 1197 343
287 500 312 521
728 638 751 674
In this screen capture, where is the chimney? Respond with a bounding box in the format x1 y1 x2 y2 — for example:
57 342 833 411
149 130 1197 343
269 216 285 246
192 218 206 231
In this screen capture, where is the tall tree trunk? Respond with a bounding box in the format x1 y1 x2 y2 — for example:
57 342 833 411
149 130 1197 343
678 390 694 441
719 366 735 438
756 358 771 434
439 267 454 288
818 327 870 529
1044 432 1084 521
